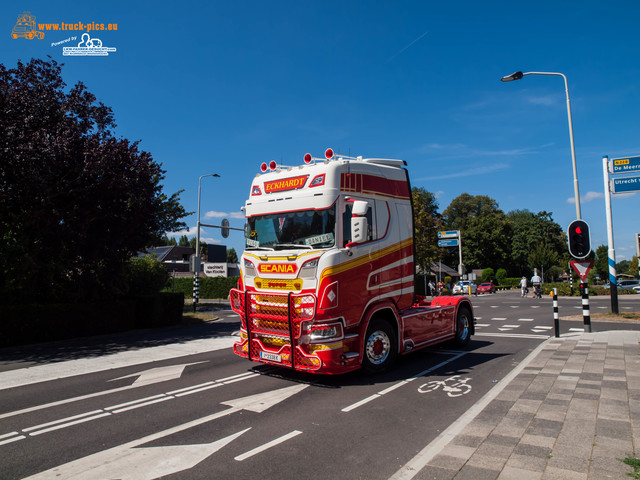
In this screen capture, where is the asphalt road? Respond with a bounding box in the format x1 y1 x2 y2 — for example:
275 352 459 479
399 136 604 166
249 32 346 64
1 291 638 479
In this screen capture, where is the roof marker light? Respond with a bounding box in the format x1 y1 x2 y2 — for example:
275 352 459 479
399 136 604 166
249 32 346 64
260 162 268 173
325 148 334 159
269 160 277 170
304 153 312 164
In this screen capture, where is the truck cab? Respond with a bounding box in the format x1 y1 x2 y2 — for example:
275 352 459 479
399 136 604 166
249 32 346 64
231 149 473 374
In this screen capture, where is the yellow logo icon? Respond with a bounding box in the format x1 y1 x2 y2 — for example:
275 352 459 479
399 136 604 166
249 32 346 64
11 11 44 40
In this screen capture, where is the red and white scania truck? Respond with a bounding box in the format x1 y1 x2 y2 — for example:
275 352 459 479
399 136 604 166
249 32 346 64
230 148 474 374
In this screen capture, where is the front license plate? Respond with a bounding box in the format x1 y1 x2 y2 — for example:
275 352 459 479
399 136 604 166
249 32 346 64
260 351 282 363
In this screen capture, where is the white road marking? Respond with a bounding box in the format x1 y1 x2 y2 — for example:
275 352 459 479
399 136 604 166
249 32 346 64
474 332 549 339
24 385 308 479
518 318 534 322
0 336 237 392
234 430 303 461
341 351 468 412
1 371 260 443
389 339 551 480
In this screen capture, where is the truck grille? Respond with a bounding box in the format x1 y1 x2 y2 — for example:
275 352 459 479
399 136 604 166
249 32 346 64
230 289 320 371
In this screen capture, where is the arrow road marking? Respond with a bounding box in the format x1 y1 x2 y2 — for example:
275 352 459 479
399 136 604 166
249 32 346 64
1 371 259 442
24 384 308 479
0 362 208 421
110 362 206 386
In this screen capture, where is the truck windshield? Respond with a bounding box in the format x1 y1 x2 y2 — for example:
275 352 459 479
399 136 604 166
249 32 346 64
246 206 336 250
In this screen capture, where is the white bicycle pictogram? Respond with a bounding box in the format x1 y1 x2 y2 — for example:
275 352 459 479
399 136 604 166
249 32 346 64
418 375 472 397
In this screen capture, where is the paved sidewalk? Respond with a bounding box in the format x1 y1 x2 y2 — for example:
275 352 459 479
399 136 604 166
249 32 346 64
402 330 640 480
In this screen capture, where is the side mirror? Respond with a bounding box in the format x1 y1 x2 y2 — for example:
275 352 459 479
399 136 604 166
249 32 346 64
351 217 368 243
349 200 370 244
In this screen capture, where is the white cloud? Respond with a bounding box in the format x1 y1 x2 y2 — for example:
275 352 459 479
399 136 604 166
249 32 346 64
204 210 245 219
567 191 604 204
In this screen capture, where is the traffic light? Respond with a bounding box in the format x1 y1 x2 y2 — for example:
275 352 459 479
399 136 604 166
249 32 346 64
567 220 591 259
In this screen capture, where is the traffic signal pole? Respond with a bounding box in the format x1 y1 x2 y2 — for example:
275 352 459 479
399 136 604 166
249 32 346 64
602 156 619 314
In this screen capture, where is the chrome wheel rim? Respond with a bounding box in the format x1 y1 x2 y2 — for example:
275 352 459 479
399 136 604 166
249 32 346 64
366 330 391 365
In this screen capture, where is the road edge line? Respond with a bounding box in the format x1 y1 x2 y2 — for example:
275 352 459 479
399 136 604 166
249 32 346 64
389 337 551 480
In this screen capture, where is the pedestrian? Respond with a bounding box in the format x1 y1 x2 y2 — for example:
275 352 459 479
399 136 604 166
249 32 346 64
520 276 528 297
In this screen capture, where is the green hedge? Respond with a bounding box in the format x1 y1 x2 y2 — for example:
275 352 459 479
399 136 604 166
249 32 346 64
0 293 183 348
167 276 239 299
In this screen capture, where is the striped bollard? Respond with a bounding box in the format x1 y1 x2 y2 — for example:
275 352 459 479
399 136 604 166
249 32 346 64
581 282 591 333
553 288 559 338
193 273 199 312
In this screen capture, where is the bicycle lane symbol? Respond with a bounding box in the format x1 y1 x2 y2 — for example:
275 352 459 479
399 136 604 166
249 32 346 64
417 375 472 397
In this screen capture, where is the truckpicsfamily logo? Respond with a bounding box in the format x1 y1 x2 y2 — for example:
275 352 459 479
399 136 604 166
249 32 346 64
258 263 298 275
11 11 44 39
264 175 308 193
11 11 117 56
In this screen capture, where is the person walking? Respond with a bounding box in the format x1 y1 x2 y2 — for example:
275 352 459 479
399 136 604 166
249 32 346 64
520 276 528 297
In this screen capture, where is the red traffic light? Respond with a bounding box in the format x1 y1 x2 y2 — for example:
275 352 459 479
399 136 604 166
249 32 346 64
567 220 591 259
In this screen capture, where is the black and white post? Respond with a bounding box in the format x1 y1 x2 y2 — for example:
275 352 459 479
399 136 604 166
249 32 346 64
553 288 559 337
581 282 591 333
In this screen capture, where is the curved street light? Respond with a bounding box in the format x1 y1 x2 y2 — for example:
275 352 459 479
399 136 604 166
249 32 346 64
501 71 582 220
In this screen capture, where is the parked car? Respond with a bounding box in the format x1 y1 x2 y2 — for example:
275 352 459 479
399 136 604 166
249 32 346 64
453 281 477 295
477 282 496 294
618 280 640 291
633 285 640 294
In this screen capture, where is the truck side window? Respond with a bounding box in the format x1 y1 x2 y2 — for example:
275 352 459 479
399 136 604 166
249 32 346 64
342 200 374 247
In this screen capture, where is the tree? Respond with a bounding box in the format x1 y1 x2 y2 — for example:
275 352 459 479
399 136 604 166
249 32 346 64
528 243 559 282
411 187 442 273
629 256 639 279
178 235 190 247
593 245 608 281
0 58 189 303
507 210 565 276
227 248 238 263
442 193 511 271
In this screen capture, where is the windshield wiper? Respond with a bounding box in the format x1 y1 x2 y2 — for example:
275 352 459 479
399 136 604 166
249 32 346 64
274 243 313 250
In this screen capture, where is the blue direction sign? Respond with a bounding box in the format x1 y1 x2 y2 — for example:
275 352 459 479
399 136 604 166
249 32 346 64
611 156 640 174
612 175 640 194
438 238 459 247
438 230 458 239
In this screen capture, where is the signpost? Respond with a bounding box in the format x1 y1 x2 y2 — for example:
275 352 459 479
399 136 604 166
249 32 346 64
603 154 640 313
569 260 594 282
612 175 640 194
611 155 640 174
437 238 459 247
438 230 464 275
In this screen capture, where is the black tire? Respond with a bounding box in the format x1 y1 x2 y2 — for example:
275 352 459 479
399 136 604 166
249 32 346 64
453 307 472 347
362 318 397 374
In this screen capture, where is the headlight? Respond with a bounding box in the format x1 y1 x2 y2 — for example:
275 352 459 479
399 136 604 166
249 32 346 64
244 259 256 277
299 258 319 279
308 322 343 341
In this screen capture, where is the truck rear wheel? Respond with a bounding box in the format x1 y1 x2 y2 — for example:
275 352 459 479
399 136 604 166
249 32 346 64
362 318 397 374
453 307 472 348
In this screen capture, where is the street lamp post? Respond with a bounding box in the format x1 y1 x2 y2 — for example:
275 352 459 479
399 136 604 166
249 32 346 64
501 71 582 219
194 173 220 311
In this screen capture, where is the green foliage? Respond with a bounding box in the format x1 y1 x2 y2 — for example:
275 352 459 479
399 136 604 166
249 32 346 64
630 256 639 278
441 194 511 271
496 268 507 284
411 187 442 271
227 248 238 263
0 293 183 347
169 276 239 299
0 58 189 304
593 244 608 280
528 243 559 282
126 255 170 295
481 268 495 282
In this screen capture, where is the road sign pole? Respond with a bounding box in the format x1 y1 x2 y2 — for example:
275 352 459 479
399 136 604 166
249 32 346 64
602 156 619 314
457 230 464 276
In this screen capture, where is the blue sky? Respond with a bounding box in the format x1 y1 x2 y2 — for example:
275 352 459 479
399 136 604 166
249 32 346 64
3 1 639 265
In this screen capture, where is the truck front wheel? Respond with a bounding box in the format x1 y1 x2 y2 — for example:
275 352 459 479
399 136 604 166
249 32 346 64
362 318 397 374
453 307 472 348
